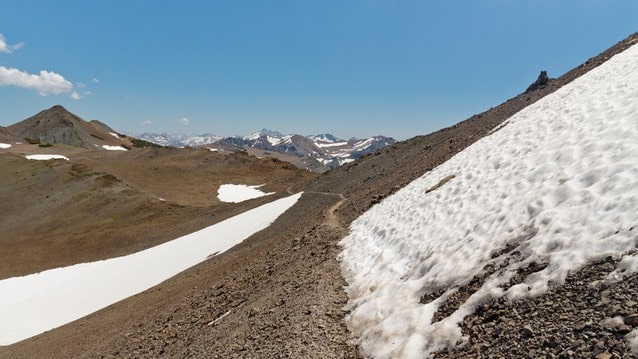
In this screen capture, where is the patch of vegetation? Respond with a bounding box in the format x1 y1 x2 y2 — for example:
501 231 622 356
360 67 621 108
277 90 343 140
38 143 53 147
90 133 105 141
67 163 92 179
25 138 41 145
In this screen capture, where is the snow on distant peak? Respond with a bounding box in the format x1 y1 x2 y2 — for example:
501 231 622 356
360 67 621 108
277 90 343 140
339 43 638 358
245 129 284 141
309 133 341 143
25 154 69 161
315 141 348 148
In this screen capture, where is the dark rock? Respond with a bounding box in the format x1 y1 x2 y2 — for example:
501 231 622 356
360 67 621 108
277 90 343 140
521 325 534 338
526 70 552 93
623 313 638 326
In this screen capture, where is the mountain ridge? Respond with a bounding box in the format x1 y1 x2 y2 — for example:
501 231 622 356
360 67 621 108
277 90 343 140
137 130 397 172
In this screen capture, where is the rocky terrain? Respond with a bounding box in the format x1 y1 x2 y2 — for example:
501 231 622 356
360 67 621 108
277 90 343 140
0 32 636 358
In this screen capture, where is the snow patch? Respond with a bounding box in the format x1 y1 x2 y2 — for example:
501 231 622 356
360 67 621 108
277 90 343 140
339 43 638 358
25 154 69 161
102 145 128 151
0 193 302 345
0 143 11 149
217 184 275 203
109 132 120 139
628 329 638 356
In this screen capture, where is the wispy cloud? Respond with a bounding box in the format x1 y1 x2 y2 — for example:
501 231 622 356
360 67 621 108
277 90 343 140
179 117 190 125
92 77 99 84
0 33 23 53
0 66 73 95
70 91 92 100
142 120 152 125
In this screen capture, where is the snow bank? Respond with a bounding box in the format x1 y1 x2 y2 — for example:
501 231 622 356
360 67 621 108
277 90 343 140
0 193 302 345
102 145 128 151
25 154 69 161
339 43 638 358
217 184 274 203
0 143 11 149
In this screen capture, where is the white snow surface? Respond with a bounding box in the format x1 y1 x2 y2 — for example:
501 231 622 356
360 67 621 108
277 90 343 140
102 145 128 151
0 143 11 149
217 184 275 203
339 43 638 358
0 193 302 346
315 141 348 148
109 132 120 138
25 154 69 161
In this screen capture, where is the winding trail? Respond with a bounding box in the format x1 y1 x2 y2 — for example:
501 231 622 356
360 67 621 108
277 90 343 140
304 191 348 233
286 186 348 231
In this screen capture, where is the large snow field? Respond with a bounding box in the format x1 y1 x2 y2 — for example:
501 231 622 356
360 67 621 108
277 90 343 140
217 183 274 203
339 43 638 358
0 193 302 345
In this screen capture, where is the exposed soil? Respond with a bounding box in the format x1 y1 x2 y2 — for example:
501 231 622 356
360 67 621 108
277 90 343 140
1 32 636 358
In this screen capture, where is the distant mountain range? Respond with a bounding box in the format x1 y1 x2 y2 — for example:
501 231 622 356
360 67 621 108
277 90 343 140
136 129 397 171
2 105 395 172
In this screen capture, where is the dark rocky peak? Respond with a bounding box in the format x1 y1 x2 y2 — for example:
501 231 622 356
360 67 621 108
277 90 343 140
525 70 552 93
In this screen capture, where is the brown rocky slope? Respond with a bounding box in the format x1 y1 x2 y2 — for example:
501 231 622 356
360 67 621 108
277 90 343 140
7 105 135 149
1 32 636 358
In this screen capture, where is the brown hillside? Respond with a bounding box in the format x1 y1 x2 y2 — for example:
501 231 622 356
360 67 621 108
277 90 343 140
0 126 21 143
0 147 315 280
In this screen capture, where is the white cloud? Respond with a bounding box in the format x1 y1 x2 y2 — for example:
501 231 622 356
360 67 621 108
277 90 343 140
179 117 190 125
70 91 91 100
0 34 23 53
142 120 152 125
92 77 99 83
0 66 73 95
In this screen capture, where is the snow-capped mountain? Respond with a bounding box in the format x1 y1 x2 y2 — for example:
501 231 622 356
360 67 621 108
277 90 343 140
308 133 340 142
135 133 224 147
136 129 396 171
220 129 396 170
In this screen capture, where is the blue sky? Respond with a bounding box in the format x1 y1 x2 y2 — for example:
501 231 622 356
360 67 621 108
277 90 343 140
0 1 636 140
